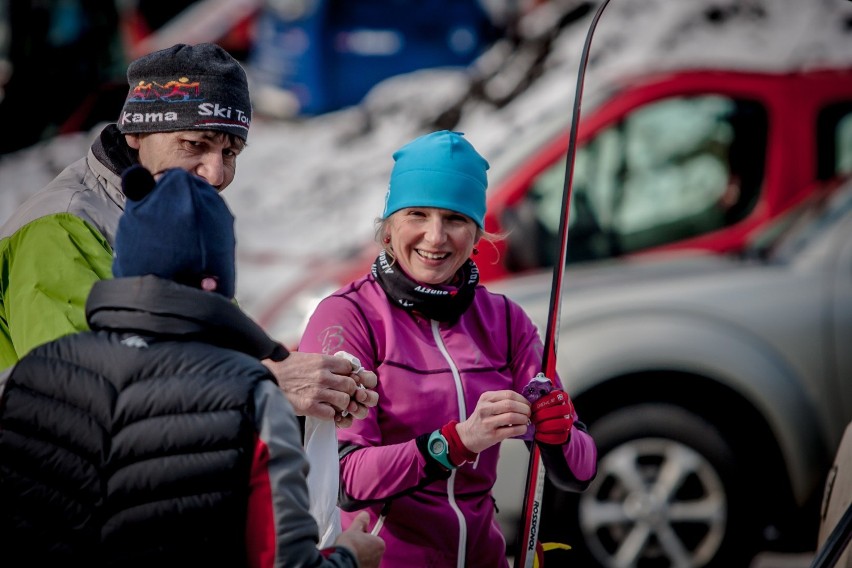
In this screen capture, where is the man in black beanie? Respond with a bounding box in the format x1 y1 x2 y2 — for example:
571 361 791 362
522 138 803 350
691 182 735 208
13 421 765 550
0 43 376 426
0 166 385 567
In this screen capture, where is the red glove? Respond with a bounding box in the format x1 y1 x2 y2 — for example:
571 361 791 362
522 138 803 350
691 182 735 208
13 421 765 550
531 390 575 445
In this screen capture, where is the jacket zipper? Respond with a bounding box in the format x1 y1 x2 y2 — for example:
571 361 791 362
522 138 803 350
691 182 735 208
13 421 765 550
431 319 468 568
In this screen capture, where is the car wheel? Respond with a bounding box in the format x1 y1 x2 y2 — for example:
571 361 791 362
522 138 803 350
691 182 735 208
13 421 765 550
541 403 759 568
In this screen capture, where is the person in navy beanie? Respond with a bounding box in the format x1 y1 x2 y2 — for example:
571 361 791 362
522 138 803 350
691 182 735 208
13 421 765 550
113 165 237 298
0 166 385 568
0 42 377 433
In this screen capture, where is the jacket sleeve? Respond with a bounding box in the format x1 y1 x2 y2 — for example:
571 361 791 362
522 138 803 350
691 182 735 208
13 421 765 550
0 213 113 368
247 379 358 568
505 298 598 491
337 438 450 511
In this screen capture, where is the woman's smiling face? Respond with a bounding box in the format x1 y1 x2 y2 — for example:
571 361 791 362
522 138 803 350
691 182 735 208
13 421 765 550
387 207 478 285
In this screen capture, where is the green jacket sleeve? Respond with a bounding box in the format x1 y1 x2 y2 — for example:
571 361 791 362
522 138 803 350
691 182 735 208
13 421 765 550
0 213 114 368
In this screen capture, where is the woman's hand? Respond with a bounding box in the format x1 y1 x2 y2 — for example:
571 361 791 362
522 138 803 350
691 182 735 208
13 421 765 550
455 390 531 454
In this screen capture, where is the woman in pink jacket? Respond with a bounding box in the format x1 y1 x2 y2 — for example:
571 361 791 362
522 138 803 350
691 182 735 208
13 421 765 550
299 130 597 568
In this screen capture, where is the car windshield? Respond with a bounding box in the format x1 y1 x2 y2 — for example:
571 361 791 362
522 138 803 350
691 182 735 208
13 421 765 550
745 180 852 262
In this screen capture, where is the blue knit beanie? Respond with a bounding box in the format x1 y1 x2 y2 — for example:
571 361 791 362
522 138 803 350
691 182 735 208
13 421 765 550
113 166 236 298
383 130 489 228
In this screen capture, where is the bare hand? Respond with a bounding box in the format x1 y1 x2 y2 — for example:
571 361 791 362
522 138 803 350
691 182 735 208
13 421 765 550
333 511 385 568
455 390 531 454
330 351 379 427
341 367 379 423
263 352 377 423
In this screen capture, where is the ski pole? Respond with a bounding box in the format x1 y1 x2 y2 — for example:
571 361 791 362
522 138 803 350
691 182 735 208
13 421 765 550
513 1 612 567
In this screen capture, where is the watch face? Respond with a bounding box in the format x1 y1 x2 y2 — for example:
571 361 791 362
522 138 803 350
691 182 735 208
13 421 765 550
430 438 446 454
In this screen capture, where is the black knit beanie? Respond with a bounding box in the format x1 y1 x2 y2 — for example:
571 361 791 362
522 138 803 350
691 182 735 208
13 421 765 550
118 43 251 141
113 166 237 298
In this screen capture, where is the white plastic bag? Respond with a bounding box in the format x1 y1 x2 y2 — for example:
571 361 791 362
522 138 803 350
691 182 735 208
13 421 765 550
304 415 343 547
304 350 365 547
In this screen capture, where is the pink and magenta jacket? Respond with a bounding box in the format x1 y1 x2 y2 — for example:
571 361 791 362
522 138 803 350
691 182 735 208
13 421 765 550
299 273 597 568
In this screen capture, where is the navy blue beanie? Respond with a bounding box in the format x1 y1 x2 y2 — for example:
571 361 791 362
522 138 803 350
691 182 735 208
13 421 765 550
113 166 236 298
383 130 489 228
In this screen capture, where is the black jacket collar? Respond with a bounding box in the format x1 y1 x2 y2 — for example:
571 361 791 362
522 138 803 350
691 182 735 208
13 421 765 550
92 124 138 177
86 276 289 362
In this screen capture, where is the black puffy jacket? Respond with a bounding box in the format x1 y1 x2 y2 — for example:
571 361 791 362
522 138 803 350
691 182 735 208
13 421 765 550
0 276 292 567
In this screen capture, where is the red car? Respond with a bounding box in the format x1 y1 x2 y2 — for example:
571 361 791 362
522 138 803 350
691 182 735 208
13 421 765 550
260 67 852 346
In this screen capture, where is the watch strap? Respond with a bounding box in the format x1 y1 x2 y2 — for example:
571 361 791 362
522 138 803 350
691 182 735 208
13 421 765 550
428 429 456 470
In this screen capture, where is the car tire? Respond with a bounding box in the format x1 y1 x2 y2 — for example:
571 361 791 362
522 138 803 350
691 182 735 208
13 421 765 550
540 403 761 568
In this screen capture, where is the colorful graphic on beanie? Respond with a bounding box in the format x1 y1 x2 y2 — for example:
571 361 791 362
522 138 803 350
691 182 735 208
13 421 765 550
117 43 252 140
127 77 202 102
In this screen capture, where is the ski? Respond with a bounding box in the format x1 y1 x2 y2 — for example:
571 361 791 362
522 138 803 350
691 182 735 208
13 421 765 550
513 1 612 566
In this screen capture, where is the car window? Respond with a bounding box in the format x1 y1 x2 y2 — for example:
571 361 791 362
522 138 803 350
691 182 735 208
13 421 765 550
817 102 852 180
502 95 768 270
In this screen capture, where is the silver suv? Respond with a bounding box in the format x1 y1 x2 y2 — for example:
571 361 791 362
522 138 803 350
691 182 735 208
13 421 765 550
491 178 852 567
